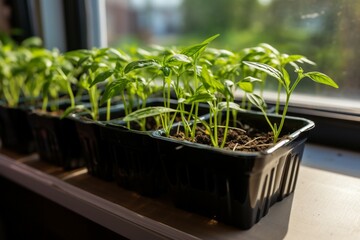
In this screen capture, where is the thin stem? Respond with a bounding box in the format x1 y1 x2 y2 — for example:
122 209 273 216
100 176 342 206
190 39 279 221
220 100 230 148
261 108 276 137
67 82 75 108
122 92 130 129
213 104 219 147
180 103 191 137
273 73 303 142
275 82 282 114
190 103 199 140
59 68 75 108
42 95 48 112
274 92 290 143
106 99 111 121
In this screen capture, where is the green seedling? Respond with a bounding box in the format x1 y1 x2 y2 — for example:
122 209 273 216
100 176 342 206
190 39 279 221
243 61 338 143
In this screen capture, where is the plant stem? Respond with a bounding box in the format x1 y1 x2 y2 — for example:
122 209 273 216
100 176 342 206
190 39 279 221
275 82 281 114
42 95 48 112
106 99 111 121
213 104 218 147
190 103 199 140
122 92 130 129
273 73 303 142
220 100 230 148
274 93 290 143
67 82 75 108
180 102 190 137
89 86 98 120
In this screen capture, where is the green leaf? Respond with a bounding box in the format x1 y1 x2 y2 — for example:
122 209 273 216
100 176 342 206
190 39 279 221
181 43 208 57
124 59 160 74
217 102 244 112
202 34 220 45
180 34 218 58
243 61 283 81
304 72 339 88
90 70 114 88
65 49 91 59
166 54 192 65
282 68 290 88
282 54 316 66
238 81 253 93
78 56 91 67
259 43 280 55
246 93 267 111
200 65 224 92
184 91 216 104
107 48 130 62
137 48 152 57
90 62 108 72
21 37 43 48
100 78 130 105
224 79 234 98
123 106 177 122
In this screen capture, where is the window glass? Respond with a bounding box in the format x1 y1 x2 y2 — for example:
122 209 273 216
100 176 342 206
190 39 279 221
105 0 360 102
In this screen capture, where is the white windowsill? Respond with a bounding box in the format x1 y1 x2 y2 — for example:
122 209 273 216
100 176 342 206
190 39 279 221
0 144 359 240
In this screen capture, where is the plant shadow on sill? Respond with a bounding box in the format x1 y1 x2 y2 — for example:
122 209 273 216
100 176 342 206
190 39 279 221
301 144 360 179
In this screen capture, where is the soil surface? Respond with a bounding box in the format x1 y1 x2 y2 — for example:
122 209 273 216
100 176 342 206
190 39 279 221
170 123 286 152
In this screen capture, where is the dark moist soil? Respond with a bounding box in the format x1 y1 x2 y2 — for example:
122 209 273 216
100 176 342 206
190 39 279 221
170 123 287 152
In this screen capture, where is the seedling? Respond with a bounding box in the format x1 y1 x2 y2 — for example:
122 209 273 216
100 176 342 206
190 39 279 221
0 37 45 107
243 61 338 142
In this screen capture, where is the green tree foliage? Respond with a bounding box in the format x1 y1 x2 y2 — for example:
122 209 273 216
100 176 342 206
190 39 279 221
181 0 359 97
182 0 258 36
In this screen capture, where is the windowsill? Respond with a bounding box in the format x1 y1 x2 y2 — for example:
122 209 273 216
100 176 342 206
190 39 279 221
302 144 360 178
0 144 359 240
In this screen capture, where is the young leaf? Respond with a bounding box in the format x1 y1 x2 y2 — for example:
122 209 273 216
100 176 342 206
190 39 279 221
184 90 216 104
282 67 290 88
200 65 224 91
21 37 43 48
107 48 130 62
238 81 253 93
224 79 234 98
304 72 339 88
124 59 160 74
217 102 244 112
123 106 177 122
181 34 220 58
282 55 305 64
246 93 267 111
243 61 283 81
259 43 280 55
181 43 208 57
78 56 91 67
202 33 220 45
90 70 114 88
166 54 192 65
100 78 130 105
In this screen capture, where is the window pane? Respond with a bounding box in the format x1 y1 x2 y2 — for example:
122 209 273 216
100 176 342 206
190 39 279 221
105 0 360 102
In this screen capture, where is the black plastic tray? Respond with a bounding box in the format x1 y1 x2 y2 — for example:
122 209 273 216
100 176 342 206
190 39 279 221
152 110 314 229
